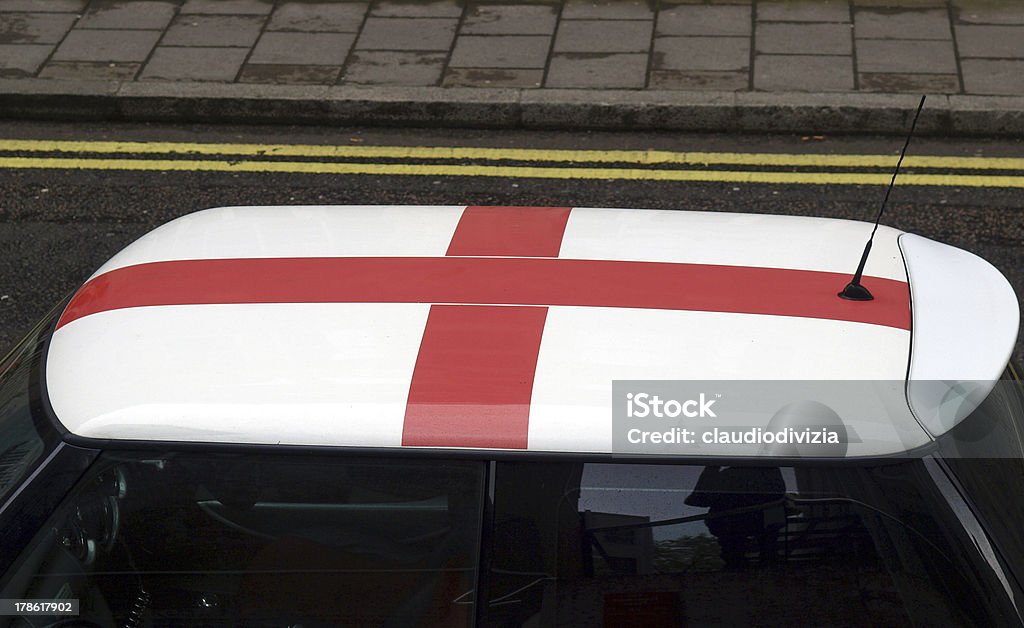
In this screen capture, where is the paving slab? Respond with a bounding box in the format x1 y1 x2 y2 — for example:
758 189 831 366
661 0 753 4
450 35 551 68
0 12 76 43
856 38 957 73
0 0 87 11
343 51 446 85
39 59 140 79
249 32 356 65
443 67 544 87
53 28 161 62
656 5 751 37
754 54 854 91
470 0 560 4
853 8 951 39
960 59 1024 96
369 0 462 18
650 69 748 90
163 15 264 47
546 53 648 88
180 0 272 15
77 1 179 30
462 5 558 35
355 16 457 51
561 0 652 21
853 0 943 6
554 19 652 53
859 72 959 92
757 0 850 23
667 0 753 4
0 43 53 76
654 37 750 72
756 22 853 55
38 60 141 79
953 0 1024 25
954 24 1024 59
239 63 341 84
140 46 249 81
267 2 368 32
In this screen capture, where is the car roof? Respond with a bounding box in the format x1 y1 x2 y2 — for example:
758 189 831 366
44 206 1019 457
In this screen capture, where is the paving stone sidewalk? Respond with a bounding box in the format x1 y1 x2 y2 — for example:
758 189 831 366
1 0 1023 97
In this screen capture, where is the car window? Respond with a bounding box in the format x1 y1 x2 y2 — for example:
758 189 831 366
483 460 1019 627
0 453 484 627
940 365 1024 588
0 318 60 508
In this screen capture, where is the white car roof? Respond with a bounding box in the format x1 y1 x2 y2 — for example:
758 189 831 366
44 206 1019 457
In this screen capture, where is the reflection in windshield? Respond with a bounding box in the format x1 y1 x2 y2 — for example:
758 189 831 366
486 460 1020 627
683 466 785 567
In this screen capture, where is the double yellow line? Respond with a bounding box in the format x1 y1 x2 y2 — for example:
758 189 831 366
1 139 1023 188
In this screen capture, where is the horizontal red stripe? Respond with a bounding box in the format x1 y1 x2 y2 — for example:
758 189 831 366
446 206 571 257
402 305 545 449
57 257 910 330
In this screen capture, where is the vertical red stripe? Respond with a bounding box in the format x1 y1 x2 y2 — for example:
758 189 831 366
445 206 571 257
403 206 571 448
402 306 548 449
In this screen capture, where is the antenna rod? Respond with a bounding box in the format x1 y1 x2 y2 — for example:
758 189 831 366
839 94 927 301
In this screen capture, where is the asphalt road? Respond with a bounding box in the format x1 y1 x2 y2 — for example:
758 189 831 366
0 120 1021 367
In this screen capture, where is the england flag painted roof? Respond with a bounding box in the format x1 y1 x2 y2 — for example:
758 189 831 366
44 206 1019 457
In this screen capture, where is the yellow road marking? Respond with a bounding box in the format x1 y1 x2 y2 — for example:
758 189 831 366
1 139 1023 171
3 156 1023 187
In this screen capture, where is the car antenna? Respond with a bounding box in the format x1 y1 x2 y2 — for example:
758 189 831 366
839 94 927 301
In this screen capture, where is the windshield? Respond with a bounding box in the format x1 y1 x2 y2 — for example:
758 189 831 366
937 365 1024 602
0 316 60 508
0 452 485 627
484 459 1022 626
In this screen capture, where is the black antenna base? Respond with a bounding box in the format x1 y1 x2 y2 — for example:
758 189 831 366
839 282 874 301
